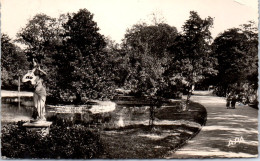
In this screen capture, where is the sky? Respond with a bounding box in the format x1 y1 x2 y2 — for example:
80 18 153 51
0 0 258 44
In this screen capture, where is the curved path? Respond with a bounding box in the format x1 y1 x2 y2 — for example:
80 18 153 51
166 91 258 158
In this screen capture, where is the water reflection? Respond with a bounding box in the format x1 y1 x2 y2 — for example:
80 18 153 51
118 115 125 127
1 102 156 129
1 103 33 123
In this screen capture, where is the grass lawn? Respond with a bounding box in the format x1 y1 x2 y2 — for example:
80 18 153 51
99 101 207 159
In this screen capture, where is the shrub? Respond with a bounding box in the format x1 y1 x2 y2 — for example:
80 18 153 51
1 122 103 159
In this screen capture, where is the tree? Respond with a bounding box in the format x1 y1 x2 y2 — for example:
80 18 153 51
166 11 217 107
55 9 114 103
239 21 258 89
122 22 178 96
1 34 29 89
103 37 128 87
124 23 178 58
16 9 117 103
17 14 62 64
17 13 67 102
212 21 258 96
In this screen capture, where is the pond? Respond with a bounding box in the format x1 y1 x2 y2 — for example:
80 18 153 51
1 97 159 129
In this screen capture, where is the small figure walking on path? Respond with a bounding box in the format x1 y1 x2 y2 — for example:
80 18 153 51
22 58 47 121
231 94 238 109
226 91 233 109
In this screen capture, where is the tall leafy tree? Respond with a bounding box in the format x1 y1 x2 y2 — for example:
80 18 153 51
212 21 258 95
122 22 178 96
56 9 114 103
17 14 62 64
124 23 178 58
166 11 217 106
16 10 117 103
103 37 128 87
17 14 66 101
1 34 29 89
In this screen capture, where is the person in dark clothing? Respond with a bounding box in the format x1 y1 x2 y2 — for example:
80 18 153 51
231 94 238 109
226 92 233 109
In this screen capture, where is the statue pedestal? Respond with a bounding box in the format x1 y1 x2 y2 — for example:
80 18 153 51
23 121 52 136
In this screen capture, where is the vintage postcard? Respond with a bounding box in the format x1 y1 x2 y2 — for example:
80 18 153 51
1 0 258 159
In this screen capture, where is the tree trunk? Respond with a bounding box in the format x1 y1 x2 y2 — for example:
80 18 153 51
74 92 82 104
184 84 194 111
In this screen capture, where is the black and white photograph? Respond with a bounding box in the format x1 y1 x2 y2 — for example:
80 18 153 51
0 0 258 159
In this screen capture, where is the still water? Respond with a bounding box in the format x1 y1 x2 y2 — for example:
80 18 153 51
1 100 153 128
1 103 33 123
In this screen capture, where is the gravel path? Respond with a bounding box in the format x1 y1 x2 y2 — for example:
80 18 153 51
166 91 258 158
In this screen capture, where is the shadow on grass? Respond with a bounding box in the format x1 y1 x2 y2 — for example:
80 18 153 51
99 101 207 159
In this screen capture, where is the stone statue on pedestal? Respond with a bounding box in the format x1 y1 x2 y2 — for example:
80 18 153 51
22 59 47 122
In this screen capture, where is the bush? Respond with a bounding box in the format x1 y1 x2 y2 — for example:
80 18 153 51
156 84 183 99
1 122 103 159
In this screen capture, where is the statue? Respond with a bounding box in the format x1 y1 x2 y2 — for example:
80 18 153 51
22 58 47 122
